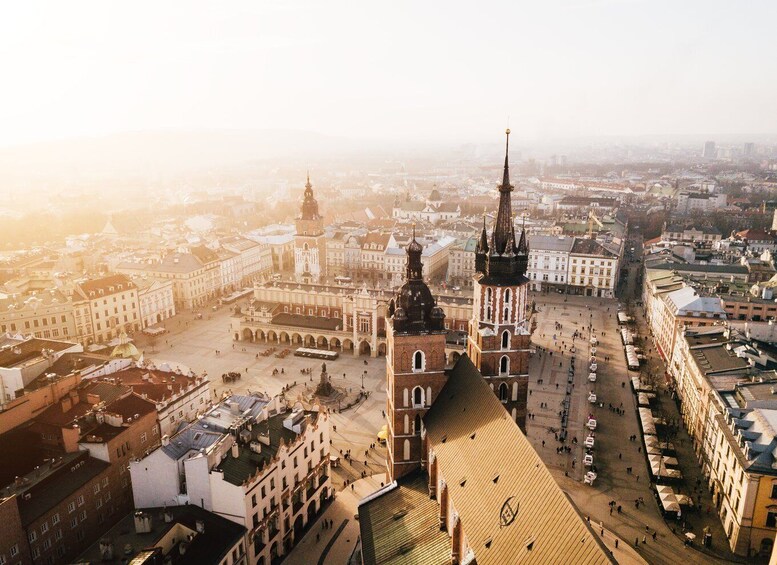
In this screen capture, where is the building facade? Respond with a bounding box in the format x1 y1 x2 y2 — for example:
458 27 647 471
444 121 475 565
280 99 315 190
130 394 331 565
133 278 176 329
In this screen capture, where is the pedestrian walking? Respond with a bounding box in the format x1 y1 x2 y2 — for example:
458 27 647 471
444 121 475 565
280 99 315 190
652 531 657 541
642 535 646 544
615 539 619 549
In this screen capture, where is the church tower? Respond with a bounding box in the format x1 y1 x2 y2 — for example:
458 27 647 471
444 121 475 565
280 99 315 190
467 129 532 430
385 229 447 482
294 173 326 283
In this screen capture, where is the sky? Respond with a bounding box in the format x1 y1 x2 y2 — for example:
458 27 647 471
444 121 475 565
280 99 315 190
1 0 776 148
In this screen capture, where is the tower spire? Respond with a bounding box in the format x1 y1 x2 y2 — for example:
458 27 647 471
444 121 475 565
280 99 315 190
493 128 514 254
501 128 512 191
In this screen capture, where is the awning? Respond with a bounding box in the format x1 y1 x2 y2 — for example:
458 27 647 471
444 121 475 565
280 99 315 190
377 425 388 441
638 392 655 406
658 490 681 512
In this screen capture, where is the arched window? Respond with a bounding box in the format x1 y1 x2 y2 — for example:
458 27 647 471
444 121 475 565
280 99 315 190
501 330 510 349
426 386 432 406
414 414 422 436
303 242 309 251
499 382 509 402
500 355 509 375
504 289 510 303
413 350 425 372
403 388 409 408
404 414 410 434
412 386 425 407
403 439 410 461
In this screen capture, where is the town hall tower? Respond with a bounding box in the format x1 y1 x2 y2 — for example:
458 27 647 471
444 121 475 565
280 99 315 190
294 173 326 283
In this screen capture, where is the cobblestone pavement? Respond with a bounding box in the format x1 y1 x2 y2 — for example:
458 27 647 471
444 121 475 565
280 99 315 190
524 286 744 564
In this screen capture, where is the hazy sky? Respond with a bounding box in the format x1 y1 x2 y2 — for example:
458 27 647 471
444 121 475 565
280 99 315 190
2 0 776 147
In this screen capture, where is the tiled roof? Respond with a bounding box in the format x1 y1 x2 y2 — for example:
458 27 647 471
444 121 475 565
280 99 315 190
571 238 617 257
528 235 574 252
423 356 613 565
0 337 78 369
77 274 135 296
76 504 247 565
271 313 343 331
358 471 452 565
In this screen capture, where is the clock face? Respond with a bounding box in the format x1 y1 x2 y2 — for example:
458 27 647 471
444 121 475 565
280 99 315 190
500 496 519 527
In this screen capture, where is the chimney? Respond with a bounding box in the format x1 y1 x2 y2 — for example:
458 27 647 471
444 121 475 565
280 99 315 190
195 520 205 534
134 511 152 534
231 443 239 459
61 396 73 413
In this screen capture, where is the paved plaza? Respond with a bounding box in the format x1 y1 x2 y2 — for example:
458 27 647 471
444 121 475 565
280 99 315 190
525 287 746 564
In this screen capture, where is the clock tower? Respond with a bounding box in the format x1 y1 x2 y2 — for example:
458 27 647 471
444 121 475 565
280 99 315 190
294 173 326 283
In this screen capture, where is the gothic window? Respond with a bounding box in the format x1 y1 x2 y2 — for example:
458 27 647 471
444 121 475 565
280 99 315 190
403 439 410 461
403 388 409 408
426 386 432 405
412 386 425 408
503 306 509 322
404 414 409 434
413 350 425 372
303 243 309 251
500 355 509 375
499 382 509 402
501 330 510 350
414 414 422 436
504 289 510 303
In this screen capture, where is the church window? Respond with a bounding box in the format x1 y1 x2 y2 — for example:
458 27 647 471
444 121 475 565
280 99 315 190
403 440 411 461
504 289 510 303
427 386 432 405
403 388 409 408
499 383 509 402
500 355 509 375
412 386 425 408
414 414 422 436
413 351 425 372
303 243 309 251
501 330 510 349
404 414 409 434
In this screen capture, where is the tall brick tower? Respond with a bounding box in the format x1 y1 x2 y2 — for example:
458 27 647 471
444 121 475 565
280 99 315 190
385 229 447 482
467 129 532 430
294 173 326 283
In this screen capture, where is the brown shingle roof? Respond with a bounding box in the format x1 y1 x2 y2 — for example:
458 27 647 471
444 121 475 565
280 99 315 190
423 356 613 565
77 274 135 296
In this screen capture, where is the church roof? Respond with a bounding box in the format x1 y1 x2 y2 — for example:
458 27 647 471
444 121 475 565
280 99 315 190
422 355 613 565
358 470 452 565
